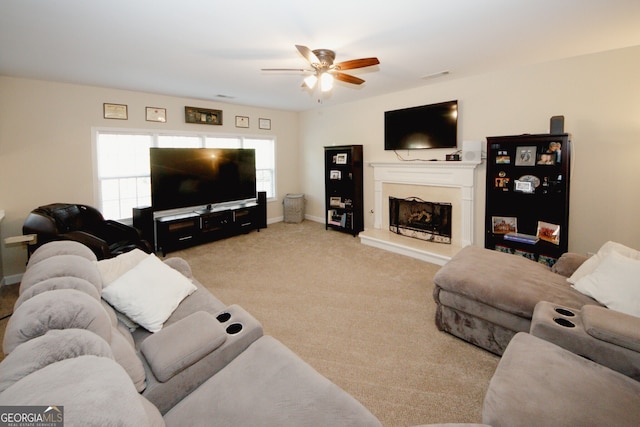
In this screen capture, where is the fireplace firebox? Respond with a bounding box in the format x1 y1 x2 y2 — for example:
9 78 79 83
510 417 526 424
389 197 452 244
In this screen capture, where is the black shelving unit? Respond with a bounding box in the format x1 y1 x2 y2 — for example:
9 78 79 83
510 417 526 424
324 145 364 236
485 133 571 265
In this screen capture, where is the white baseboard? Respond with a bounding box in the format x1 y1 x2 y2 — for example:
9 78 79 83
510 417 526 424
2 273 22 286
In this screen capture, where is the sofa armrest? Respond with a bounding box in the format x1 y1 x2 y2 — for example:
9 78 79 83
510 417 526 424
582 305 640 352
140 311 227 382
551 252 588 277
530 301 640 381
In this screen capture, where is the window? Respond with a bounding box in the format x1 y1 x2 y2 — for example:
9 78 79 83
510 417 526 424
95 130 276 220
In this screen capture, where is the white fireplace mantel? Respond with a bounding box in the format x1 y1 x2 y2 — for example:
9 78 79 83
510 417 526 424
360 161 480 265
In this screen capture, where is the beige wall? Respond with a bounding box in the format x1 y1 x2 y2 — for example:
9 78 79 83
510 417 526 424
300 46 640 256
0 77 299 282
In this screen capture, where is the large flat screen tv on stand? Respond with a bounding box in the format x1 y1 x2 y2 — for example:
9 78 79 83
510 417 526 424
150 147 257 213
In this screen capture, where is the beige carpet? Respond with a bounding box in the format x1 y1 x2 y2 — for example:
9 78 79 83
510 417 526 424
170 220 499 426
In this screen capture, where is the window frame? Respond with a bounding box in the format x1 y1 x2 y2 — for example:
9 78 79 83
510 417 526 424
93 127 276 221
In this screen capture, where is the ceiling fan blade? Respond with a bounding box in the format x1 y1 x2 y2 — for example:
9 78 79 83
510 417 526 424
334 72 365 85
261 68 310 72
334 57 380 70
295 45 320 65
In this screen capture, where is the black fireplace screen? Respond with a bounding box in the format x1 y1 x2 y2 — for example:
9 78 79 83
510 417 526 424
389 196 452 244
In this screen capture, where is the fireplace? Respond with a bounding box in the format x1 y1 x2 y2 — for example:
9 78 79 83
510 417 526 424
389 197 452 244
360 161 480 265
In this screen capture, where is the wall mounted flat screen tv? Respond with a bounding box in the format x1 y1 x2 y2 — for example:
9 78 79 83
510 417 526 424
150 147 256 211
384 100 458 150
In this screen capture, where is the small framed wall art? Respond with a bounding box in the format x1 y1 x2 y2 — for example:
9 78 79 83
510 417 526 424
146 107 166 123
259 118 271 130
103 103 128 120
235 116 249 128
185 106 222 125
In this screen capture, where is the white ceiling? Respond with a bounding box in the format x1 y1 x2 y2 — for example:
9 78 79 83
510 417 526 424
2 0 640 112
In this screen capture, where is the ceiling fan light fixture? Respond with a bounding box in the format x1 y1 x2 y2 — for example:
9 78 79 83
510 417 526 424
303 74 318 89
320 72 334 92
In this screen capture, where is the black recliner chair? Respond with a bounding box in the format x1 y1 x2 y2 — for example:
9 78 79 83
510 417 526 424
23 203 153 259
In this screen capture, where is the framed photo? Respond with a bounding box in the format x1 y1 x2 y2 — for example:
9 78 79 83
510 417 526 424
329 170 341 180
495 150 510 164
515 146 536 166
335 153 348 164
185 106 222 125
235 116 249 128
103 103 128 120
514 179 534 193
329 197 342 207
146 107 166 123
537 152 556 165
494 176 510 190
492 216 517 234
537 221 560 245
547 141 562 162
259 118 271 130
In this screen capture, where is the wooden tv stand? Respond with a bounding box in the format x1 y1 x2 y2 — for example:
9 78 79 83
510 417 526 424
154 201 263 255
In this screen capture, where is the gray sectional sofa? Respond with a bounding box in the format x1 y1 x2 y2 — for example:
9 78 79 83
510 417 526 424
433 244 599 355
434 243 640 426
0 240 382 426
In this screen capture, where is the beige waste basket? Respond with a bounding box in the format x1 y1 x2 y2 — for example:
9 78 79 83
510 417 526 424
283 194 305 223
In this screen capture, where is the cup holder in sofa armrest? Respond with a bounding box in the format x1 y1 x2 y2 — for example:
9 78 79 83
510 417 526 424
554 307 576 317
553 317 576 328
226 323 243 335
216 312 232 323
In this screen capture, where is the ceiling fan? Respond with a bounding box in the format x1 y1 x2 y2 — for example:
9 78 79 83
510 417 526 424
262 45 380 92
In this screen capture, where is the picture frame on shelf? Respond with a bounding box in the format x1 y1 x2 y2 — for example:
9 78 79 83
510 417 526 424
235 116 249 128
146 107 166 123
537 221 560 245
515 146 536 166
546 141 562 162
537 152 556 165
258 118 271 130
492 216 517 234
495 150 510 164
514 179 534 193
335 153 347 164
103 103 128 120
494 176 510 190
185 106 222 125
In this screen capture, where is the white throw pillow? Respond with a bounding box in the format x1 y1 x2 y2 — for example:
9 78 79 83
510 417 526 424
96 249 150 288
567 241 640 284
102 254 197 332
572 251 640 317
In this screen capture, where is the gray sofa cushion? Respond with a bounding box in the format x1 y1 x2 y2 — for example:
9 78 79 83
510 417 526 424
14 276 100 309
20 254 102 294
0 329 112 393
141 311 227 383
3 289 112 354
434 246 598 319
0 355 164 427
110 327 147 392
164 335 382 427
582 305 640 352
483 332 640 427
26 240 97 268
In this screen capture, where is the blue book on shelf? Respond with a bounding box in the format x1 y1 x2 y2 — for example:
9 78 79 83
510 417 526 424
504 232 539 244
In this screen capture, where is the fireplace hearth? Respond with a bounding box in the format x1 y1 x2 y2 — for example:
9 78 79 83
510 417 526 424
389 197 452 244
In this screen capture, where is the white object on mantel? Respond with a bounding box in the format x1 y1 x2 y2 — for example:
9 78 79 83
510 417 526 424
359 161 481 266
